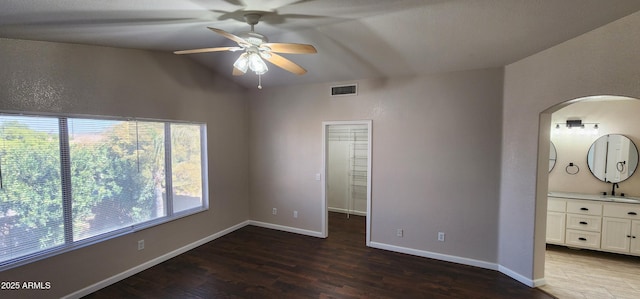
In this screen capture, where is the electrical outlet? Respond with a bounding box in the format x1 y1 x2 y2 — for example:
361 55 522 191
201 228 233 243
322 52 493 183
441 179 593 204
293 210 298 218
272 208 277 215
438 232 445 242
396 229 403 237
138 239 145 250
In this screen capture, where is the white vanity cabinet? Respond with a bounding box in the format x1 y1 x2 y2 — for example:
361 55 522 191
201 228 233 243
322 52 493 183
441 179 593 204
546 198 566 244
564 200 602 249
632 221 640 254
547 194 640 256
601 203 640 254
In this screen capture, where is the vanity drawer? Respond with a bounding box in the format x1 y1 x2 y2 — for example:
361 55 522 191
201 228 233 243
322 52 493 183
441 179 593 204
566 214 601 232
567 201 602 216
548 198 566 212
565 229 601 249
603 204 640 219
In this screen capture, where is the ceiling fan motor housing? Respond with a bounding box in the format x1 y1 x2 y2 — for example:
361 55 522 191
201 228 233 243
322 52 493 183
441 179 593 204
244 13 263 26
242 32 268 46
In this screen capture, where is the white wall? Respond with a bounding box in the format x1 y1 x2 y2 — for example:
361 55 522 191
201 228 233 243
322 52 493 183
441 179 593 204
549 99 640 195
0 38 249 298
501 10 640 285
249 68 504 264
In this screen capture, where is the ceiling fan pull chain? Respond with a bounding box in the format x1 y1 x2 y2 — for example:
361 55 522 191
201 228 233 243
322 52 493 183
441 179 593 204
258 74 262 89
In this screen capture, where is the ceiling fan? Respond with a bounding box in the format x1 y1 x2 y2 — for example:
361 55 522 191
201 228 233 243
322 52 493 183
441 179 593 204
174 12 317 88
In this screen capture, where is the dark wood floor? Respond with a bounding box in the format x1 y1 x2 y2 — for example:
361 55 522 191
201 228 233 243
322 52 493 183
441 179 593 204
84 212 555 298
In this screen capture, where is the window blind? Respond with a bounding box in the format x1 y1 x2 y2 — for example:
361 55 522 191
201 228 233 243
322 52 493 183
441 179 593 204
0 116 64 263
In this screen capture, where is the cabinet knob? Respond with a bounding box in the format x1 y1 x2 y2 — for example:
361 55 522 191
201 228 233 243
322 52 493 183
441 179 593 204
628 212 638 216
580 207 589 211
578 237 587 241
627 235 632 238
579 221 588 225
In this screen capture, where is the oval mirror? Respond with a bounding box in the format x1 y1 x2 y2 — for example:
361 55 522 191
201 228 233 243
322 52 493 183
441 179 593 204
549 141 557 172
587 134 639 183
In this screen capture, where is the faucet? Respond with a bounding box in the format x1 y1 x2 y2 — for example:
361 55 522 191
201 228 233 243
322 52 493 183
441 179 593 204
611 182 620 196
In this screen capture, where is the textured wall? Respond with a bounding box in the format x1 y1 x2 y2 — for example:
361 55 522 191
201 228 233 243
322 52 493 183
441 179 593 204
248 68 504 263
0 38 249 298
501 10 640 284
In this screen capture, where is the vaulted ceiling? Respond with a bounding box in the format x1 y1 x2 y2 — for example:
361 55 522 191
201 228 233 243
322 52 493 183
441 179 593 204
2 0 640 89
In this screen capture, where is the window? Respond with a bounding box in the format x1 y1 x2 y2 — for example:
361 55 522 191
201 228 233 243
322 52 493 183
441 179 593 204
0 114 207 269
170 124 204 213
0 116 63 263
68 119 167 241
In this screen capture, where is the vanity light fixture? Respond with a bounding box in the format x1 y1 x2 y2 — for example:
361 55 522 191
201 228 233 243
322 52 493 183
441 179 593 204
563 119 600 129
566 119 584 128
553 120 600 135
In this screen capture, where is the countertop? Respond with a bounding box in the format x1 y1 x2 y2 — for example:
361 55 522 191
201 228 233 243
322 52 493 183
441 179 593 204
548 191 640 204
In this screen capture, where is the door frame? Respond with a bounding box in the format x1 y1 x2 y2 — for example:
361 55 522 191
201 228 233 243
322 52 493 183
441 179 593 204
321 120 372 245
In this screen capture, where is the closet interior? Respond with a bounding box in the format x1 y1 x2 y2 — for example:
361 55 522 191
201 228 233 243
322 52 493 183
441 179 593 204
326 124 369 218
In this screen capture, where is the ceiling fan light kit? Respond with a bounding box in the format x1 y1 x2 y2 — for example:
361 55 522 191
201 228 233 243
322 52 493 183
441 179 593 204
233 53 250 73
248 53 268 75
174 12 317 89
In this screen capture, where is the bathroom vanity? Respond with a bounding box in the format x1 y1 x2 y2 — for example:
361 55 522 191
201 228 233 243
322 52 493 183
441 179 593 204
546 132 640 255
547 192 640 256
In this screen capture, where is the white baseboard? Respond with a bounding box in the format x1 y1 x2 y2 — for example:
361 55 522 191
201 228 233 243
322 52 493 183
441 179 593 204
369 241 499 271
62 220 251 299
497 265 538 287
369 241 544 287
328 207 367 217
249 220 324 238
532 278 546 287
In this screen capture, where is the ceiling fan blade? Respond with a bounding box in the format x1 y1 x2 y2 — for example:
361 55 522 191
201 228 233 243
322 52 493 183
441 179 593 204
261 52 307 75
208 27 248 46
262 43 317 54
232 67 245 76
174 47 242 55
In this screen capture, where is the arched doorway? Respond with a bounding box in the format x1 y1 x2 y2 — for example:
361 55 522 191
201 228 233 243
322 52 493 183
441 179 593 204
536 95 640 297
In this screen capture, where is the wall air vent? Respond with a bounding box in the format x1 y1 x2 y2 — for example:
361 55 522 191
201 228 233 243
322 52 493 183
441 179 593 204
330 84 357 97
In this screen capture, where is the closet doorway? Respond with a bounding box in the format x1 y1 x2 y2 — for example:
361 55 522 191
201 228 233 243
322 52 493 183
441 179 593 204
322 120 372 245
